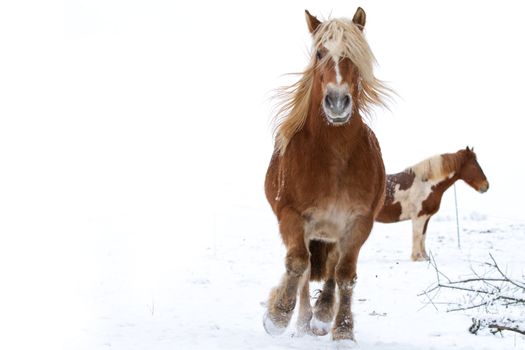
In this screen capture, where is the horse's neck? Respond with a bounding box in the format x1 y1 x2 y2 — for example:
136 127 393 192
430 172 460 197
441 152 464 181
303 111 363 152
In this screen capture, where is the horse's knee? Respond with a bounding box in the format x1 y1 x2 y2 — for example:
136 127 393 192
285 249 309 276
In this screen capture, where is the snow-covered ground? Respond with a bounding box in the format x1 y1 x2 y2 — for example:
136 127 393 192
65 210 525 350
2 1 525 349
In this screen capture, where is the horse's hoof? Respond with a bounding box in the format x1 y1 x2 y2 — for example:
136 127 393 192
332 326 355 342
294 322 312 337
310 315 331 336
263 312 287 335
411 253 430 262
334 338 358 349
292 327 308 338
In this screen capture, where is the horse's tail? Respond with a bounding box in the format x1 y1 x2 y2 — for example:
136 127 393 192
309 240 335 281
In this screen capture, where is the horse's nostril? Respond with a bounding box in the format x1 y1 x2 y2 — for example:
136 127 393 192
324 95 333 109
342 95 350 109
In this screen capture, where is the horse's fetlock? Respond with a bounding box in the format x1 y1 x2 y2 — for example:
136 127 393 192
276 300 296 314
336 275 357 291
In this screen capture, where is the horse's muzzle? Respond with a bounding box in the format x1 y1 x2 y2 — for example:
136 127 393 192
323 85 352 125
478 181 489 193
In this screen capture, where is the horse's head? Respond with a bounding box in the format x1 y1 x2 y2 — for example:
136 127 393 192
272 9 388 155
458 147 489 193
305 8 378 126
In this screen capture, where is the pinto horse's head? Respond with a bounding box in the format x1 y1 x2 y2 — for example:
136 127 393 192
305 8 383 126
458 147 489 193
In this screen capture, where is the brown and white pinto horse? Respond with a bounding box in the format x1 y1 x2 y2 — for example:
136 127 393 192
263 8 390 342
376 147 489 261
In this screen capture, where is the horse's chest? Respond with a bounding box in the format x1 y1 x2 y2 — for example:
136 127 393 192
303 158 356 192
302 201 362 242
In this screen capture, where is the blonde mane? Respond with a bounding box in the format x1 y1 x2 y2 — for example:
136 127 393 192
409 152 464 181
272 17 390 155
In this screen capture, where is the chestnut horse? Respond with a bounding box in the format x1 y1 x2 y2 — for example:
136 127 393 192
263 8 389 342
376 147 489 261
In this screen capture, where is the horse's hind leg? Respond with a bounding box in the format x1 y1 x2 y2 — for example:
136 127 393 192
295 270 313 335
264 207 309 335
332 215 374 342
411 215 430 261
311 246 338 336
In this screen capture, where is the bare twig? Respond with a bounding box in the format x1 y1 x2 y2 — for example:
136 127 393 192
421 290 439 312
436 284 522 303
447 277 508 285
421 255 525 338
447 301 489 313
469 266 501 290
429 251 451 284
489 253 525 290
488 324 525 336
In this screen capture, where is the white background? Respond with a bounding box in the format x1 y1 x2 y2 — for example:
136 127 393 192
1 1 524 349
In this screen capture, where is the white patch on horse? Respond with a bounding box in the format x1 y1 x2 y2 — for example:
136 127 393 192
413 214 429 236
392 177 440 220
411 214 430 261
411 155 443 181
332 56 342 84
303 204 366 242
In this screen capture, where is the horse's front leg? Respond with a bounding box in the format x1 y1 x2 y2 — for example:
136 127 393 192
311 278 336 336
311 245 338 336
332 214 374 342
295 270 313 335
264 207 309 335
411 215 430 261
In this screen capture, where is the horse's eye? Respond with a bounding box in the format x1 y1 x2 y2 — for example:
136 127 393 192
316 50 324 60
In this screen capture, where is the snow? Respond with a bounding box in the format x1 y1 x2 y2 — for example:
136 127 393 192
2 1 525 349
56 212 524 350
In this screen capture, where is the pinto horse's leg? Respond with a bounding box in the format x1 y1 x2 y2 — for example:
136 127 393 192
295 269 313 335
332 214 374 342
264 207 309 335
411 215 430 261
311 246 338 336
419 216 431 259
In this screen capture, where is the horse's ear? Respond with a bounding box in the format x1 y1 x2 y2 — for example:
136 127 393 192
305 10 321 34
352 7 366 30
466 146 471 151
